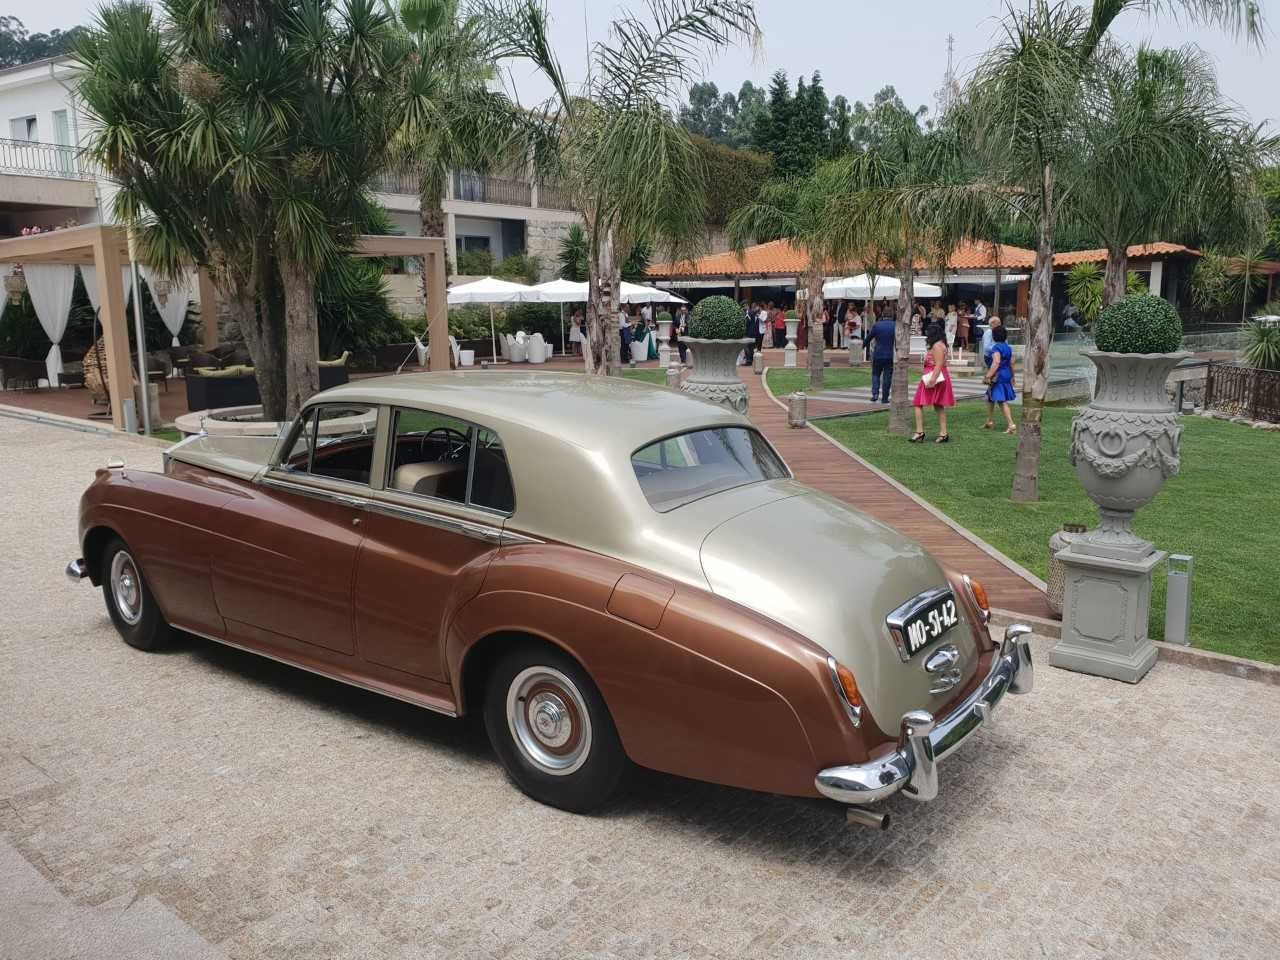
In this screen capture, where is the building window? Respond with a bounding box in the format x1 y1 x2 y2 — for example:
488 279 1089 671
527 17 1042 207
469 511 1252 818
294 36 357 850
9 116 38 141
456 236 491 253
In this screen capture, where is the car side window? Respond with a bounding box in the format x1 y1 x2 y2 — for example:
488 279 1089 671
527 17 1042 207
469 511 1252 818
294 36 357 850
306 404 379 486
470 428 515 514
283 410 317 472
387 408 474 504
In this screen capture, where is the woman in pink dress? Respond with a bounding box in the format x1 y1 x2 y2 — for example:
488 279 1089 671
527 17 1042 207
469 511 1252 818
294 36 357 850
911 322 957 443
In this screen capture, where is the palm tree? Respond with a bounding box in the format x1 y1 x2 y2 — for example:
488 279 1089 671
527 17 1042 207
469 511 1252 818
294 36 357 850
81 0 401 419
558 223 588 281
388 0 522 275
1068 44 1274 306
493 0 760 375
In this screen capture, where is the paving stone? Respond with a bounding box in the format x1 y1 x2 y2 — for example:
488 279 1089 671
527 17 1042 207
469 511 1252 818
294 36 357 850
2 415 1279 959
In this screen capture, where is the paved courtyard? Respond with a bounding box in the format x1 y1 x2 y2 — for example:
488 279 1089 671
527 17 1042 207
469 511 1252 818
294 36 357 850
2 413 1279 960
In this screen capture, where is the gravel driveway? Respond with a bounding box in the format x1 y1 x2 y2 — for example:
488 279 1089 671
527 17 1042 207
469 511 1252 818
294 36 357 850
2 414 1278 960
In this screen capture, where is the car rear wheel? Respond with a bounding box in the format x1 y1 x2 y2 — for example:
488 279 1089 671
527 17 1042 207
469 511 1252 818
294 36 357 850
100 537 171 652
483 644 626 813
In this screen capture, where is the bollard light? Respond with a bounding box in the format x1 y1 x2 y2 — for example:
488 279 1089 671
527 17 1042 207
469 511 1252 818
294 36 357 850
1164 554 1194 645
666 363 681 389
788 391 807 428
752 351 764 375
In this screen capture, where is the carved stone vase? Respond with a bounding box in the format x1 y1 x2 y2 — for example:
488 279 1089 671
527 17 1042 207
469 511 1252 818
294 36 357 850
1050 350 1189 683
680 337 752 414
784 319 799 368
657 318 672 367
1069 351 1189 559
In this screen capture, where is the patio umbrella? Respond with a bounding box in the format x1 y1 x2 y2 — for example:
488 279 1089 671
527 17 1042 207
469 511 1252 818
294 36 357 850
823 273 943 300
446 276 536 363
528 279 588 354
618 281 687 304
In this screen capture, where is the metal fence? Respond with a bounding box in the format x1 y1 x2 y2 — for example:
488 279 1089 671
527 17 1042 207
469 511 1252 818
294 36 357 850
537 179 572 210
1203 361 1280 423
452 172 531 206
371 165 422 195
0 137 89 180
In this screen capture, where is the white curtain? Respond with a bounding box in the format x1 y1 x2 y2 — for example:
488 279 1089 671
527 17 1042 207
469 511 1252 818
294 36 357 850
80 264 135 313
23 264 77 386
142 266 193 346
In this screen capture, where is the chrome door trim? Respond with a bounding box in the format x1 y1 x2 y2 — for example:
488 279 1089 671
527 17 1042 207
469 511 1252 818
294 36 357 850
364 496 540 546
259 472 370 509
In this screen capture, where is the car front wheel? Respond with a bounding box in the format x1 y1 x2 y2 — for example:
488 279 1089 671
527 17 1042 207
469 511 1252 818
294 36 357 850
100 537 171 651
483 644 626 813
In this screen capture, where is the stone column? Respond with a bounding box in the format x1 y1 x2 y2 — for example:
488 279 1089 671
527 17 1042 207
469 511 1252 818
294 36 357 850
657 317 672 368
784 318 799 368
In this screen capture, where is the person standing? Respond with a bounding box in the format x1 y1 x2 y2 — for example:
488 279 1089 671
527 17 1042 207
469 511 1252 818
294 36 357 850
846 305 863 355
911 321 956 443
944 303 958 360
773 305 786 347
981 314 1003 359
956 301 970 355
741 300 755 365
756 302 770 353
983 324 1017 433
866 308 896 404
569 309 584 356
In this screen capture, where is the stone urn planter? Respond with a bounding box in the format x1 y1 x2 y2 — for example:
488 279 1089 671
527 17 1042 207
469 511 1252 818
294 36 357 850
679 294 753 414
1069 350 1189 559
680 337 752 413
783 318 799 368
656 315 673 367
1050 293 1188 684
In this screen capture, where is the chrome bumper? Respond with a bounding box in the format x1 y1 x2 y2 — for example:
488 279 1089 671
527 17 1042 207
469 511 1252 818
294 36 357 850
66 558 89 581
815 623 1034 805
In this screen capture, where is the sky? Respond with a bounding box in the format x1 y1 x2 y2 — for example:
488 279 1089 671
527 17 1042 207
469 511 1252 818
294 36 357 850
10 0 1277 128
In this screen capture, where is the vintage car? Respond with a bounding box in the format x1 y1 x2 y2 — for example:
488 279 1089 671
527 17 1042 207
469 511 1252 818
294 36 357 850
68 372 1032 825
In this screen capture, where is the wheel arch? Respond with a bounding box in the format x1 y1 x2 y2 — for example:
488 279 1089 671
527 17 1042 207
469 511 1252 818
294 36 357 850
82 524 123 587
457 628 597 720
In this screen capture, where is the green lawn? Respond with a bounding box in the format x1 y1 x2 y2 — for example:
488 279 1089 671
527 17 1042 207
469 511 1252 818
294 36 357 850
817 403 1279 664
621 369 668 385
766 365 920 397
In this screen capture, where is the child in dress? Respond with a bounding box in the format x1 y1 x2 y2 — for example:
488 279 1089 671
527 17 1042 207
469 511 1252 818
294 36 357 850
983 324 1018 433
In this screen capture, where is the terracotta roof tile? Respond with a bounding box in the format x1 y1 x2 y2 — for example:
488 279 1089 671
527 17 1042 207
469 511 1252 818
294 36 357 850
1051 242 1199 267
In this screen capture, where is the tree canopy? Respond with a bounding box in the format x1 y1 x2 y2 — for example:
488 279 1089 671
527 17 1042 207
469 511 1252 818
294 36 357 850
0 16 87 68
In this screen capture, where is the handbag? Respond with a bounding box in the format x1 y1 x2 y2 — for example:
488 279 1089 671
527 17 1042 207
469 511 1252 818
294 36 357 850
921 365 943 388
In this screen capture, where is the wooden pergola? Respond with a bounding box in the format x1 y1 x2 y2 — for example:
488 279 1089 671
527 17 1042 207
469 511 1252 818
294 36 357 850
0 224 448 431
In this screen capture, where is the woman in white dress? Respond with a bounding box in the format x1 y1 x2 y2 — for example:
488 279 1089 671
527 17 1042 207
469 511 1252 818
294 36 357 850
569 310 584 356
944 303 959 360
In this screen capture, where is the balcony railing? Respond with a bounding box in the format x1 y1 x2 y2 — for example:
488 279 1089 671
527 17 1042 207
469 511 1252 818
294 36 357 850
371 165 422 196
0 137 90 180
452 172 531 207
537 179 573 211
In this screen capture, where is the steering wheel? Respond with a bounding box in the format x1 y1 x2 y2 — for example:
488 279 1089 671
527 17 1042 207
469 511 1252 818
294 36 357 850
424 426 470 462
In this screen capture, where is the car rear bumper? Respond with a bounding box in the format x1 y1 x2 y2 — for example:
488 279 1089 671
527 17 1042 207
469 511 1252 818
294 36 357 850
814 623 1034 805
66 558 89 581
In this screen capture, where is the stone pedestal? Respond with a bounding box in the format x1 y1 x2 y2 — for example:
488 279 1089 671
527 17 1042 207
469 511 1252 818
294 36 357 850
657 319 672 368
784 319 799 368
1048 543 1165 683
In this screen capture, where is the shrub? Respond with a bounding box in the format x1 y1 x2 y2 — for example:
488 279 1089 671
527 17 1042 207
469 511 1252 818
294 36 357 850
1065 262 1144 327
688 295 744 340
1244 316 1280 371
655 310 672 327
692 135 774 225
1093 294 1183 354
496 253 541 285
456 248 495 277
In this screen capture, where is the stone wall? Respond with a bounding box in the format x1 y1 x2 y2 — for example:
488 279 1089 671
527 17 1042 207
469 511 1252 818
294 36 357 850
525 215 582 280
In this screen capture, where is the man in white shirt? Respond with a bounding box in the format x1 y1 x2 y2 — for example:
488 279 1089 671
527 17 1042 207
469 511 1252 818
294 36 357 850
641 304 652 324
973 298 989 325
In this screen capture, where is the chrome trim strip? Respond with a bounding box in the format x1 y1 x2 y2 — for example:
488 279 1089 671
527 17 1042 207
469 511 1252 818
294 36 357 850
259 473 370 509
365 498 504 544
814 623 1034 806
170 623 459 718
825 656 862 727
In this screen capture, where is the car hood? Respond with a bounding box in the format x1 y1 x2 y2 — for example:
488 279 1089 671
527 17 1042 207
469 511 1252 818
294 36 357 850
698 489 982 731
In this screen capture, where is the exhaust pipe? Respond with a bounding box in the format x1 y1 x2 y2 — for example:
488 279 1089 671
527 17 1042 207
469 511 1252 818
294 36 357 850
846 806 890 831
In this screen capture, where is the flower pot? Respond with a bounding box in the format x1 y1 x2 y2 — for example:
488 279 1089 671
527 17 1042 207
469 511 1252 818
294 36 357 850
679 337 752 414
1069 351 1189 559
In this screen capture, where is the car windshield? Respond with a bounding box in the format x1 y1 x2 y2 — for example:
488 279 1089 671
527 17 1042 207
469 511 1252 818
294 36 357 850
631 427 789 512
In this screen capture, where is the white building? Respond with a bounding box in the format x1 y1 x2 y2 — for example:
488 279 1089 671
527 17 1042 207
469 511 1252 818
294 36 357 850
0 56 581 288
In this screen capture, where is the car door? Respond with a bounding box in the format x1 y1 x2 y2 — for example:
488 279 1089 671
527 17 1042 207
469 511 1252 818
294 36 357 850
352 408 515 681
211 403 380 657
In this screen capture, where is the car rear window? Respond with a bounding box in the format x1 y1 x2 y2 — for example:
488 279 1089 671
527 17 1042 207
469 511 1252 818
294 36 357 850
631 427 789 512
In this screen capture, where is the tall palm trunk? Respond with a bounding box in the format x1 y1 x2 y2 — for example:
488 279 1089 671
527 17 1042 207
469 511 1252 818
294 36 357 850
280 258 320 419
587 226 620 376
419 166 448 305
1103 246 1128 306
806 271 824 389
1012 165 1056 502
889 253 914 435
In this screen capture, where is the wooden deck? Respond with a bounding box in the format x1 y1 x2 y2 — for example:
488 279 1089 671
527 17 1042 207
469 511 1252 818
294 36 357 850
741 366 1053 621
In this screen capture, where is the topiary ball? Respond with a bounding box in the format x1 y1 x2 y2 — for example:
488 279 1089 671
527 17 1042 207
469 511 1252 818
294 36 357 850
1093 293 1183 354
655 310 672 326
688 295 745 340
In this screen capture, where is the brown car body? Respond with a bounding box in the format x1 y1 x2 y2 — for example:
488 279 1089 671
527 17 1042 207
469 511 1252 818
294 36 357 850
72 373 1030 808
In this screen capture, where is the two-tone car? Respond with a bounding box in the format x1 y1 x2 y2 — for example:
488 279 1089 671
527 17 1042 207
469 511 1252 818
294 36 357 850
68 372 1032 824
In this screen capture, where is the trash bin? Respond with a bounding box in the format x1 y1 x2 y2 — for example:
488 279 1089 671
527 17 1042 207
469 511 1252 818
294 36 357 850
1047 523 1087 618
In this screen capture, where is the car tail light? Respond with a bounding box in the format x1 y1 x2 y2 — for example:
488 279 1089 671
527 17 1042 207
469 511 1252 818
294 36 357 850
826 657 863 727
963 575 991 623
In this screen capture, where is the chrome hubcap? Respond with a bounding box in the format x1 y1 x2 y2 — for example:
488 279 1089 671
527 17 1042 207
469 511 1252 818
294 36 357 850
507 666 591 776
110 551 143 626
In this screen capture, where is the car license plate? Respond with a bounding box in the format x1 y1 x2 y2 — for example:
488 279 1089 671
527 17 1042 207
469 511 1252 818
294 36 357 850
902 593 959 658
